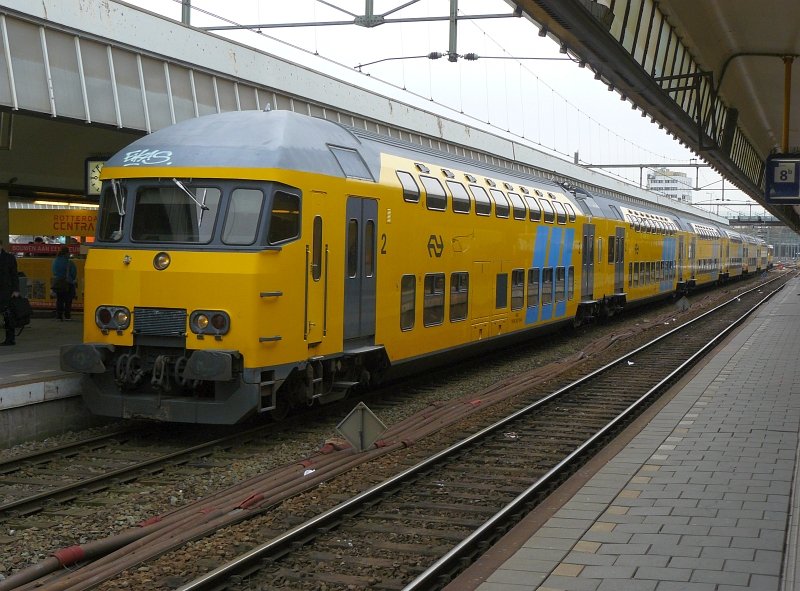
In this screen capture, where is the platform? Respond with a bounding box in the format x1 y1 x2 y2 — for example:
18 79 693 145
453 276 800 591
0 313 99 447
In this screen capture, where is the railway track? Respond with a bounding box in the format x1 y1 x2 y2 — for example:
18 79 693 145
178 275 788 591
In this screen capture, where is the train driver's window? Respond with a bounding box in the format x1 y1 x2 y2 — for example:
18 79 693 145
507 193 527 220
447 180 472 214
489 189 510 218
527 268 540 308
423 273 445 326
540 199 555 223
526 196 541 222
469 185 492 216
421 176 447 211
268 191 300 245
553 201 567 224
397 171 420 203
223 188 264 245
511 269 525 310
450 272 469 322
400 274 416 331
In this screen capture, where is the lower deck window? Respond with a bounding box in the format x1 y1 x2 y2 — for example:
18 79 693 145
400 275 415 330
556 266 565 302
450 272 469 321
424 273 445 326
542 268 553 304
511 269 524 310
527 268 540 308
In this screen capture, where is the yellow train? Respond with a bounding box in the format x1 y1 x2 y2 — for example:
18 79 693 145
60 110 770 423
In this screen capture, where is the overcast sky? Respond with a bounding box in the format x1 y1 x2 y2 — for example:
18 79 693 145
124 0 764 216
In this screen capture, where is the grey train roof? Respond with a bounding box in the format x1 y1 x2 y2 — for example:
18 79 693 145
107 109 722 230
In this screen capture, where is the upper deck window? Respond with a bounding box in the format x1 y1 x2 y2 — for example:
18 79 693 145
540 198 555 223
397 171 420 203
525 196 542 221
507 192 527 220
329 146 372 180
489 189 510 218
421 175 447 211
447 180 472 214
131 184 221 243
552 201 567 224
565 203 577 222
470 185 492 216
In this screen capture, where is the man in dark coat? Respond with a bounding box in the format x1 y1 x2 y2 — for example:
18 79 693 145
0 238 21 345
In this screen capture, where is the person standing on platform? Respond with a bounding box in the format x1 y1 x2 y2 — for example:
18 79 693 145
52 246 77 321
0 238 20 345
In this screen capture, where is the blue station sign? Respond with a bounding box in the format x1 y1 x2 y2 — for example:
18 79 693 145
765 153 800 203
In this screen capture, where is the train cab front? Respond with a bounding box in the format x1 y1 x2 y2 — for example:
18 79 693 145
61 174 303 424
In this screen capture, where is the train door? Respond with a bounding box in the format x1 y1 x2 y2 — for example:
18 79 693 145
343 197 377 346
581 224 595 300
614 227 625 293
305 208 326 346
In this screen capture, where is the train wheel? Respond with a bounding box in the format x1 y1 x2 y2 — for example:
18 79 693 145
270 395 291 421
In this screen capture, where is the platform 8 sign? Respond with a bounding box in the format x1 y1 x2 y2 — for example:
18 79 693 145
766 154 800 203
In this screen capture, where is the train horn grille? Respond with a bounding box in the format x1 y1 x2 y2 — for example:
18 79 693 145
133 307 187 336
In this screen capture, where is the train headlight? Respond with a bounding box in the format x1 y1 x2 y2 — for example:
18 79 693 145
190 310 230 336
153 252 171 270
95 306 131 331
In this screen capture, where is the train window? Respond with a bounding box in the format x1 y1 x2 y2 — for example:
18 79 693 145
633 262 639 286
423 273 445 326
364 220 375 277
397 171 420 203
597 237 603 263
540 199 555 223
565 202 577 222
525 196 542 221
527 268 540 308
330 146 372 180
553 201 567 224
97 184 126 242
511 269 525 310
490 189 510 218
507 192 527 220
132 185 221 243
450 272 469 322
542 268 553 305
268 191 300 245
608 236 615 263
223 188 264 245
556 267 565 302
421 176 447 211
400 274 415 331
312 216 322 281
447 180 472 214
347 219 358 278
567 266 575 300
469 185 492 216
496 273 508 309
629 263 633 287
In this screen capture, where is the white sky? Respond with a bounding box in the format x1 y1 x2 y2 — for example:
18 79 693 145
125 0 766 217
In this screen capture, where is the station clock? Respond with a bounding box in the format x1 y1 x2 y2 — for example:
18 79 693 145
85 158 107 196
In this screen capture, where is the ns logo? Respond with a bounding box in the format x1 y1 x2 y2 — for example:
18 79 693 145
427 234 444 258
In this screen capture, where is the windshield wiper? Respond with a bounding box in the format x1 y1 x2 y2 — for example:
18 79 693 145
172 178 210 211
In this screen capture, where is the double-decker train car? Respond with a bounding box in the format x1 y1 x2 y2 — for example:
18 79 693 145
61 109 759 424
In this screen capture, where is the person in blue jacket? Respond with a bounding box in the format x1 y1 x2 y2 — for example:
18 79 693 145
52 246 77 321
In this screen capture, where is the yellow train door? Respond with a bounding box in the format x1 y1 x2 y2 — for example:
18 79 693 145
305 199 327 346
